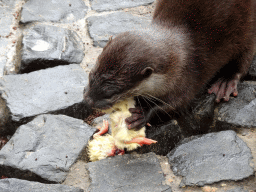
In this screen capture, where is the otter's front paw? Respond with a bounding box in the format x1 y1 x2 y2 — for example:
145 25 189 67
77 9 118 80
125 107 146 130
208 74 240 103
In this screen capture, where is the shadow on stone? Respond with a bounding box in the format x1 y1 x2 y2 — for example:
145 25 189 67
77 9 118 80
134 120 183 156
0 165 54 184
0 97 16 135
20 60 70 74
177 94 216 137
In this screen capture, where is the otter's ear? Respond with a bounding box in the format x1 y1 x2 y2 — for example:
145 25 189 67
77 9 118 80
103 36 113 50
141 67 154 78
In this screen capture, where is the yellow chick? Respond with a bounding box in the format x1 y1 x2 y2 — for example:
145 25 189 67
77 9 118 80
88 120 117 162
88 134 115 162
88 98 157 162
107 97 148 151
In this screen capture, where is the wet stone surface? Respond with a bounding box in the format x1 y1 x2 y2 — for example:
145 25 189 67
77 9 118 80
0 64 88 124
87 152 172 192
216 82 256 129
21 0 88 23
87 12 151 48
167 130 254 187
0 114 95 183
21 24 84 73
90 0 155 12
0 178 84 192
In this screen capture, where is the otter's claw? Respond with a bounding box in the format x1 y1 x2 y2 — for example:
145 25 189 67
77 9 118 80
125 107 146 130
208 77 239 103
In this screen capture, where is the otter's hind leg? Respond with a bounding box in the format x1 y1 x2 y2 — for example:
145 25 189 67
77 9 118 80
208 49 254 103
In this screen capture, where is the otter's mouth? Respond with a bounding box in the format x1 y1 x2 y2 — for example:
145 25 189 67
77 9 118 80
93 102 113 110
93 105 112 110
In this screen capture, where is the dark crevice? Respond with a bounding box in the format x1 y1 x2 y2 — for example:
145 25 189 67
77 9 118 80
0 165 56 184
19 60 70 74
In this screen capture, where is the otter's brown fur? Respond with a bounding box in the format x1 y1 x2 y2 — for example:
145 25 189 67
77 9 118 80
84 0 256 130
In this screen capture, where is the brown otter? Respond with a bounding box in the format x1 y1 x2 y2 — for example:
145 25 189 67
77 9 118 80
84 0 256 130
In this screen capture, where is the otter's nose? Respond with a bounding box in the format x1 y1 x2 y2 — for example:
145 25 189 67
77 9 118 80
83 86 89 95
84 96 94 108
83 95 94 116
83 86 94 115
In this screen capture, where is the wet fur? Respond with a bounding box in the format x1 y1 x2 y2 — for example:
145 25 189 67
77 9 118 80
84 0 256 127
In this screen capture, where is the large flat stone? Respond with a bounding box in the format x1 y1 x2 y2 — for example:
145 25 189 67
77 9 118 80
0 114 96 183
21 24 84 73
167 130 254 187
0 178 84 192
87 12 151 47
21 0 88 23
90 0 154 12
87 153 172 192
216 82 256 129
0 64 88 124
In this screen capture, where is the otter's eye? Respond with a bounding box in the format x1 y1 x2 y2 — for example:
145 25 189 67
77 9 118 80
105 90 115 98
141 67 154 78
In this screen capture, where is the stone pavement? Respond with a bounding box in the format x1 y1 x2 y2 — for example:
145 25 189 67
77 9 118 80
0 0 256 191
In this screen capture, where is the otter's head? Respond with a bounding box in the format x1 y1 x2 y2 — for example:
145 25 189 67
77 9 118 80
83 29 179 111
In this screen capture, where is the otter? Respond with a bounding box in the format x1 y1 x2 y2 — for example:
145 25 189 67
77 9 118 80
84 0 256 130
